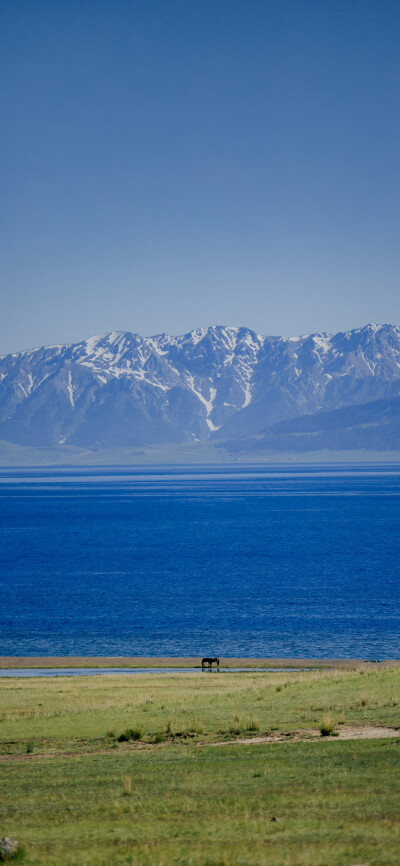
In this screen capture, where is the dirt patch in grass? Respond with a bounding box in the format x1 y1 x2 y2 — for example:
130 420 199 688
335 724 399 740
208 725 400 746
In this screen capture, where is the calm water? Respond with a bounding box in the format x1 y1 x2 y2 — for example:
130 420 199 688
0 464 399 659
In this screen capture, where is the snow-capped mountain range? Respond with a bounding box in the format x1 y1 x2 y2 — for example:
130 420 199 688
1 323 400 450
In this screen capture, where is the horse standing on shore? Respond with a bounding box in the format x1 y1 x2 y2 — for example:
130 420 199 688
201 657 220 671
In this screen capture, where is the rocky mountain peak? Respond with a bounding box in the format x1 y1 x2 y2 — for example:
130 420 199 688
0 323 399 450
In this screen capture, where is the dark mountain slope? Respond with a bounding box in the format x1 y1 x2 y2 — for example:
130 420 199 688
223 397 400 453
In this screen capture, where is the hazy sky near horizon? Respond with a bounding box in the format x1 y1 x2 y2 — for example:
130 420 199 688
1 0 400 353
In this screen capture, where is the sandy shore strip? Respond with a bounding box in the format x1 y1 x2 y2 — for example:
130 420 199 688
1 656 399 670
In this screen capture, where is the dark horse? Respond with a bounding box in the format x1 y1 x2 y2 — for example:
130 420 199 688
201 657 220 671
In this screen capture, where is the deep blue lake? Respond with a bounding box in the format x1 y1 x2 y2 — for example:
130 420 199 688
0 464 399 659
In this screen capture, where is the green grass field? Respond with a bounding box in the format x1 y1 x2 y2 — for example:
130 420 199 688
1 666 400 864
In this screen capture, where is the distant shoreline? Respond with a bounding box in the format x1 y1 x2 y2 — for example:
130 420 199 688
1 656 398 670
1 443 400 468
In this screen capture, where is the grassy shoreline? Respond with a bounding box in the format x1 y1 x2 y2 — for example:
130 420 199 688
1 666 400 863
2 667 400 755
1 655 399 670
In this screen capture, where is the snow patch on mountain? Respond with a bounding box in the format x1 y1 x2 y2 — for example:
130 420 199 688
187 375 217 417
67 372 76 408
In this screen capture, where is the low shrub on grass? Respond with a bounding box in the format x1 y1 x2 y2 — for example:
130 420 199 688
154 731 166 743
117 726 143 742
164 719 191 738
320 714 335 736
229 714 243 735
247 717 260 732
123 774 132 796
26 741 34 754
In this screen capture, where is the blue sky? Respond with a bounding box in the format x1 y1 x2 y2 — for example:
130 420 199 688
1 0 399 353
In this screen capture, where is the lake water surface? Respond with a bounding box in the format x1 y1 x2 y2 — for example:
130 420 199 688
0 464 399 659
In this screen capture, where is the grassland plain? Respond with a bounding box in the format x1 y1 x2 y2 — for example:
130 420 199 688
1 666 400 865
